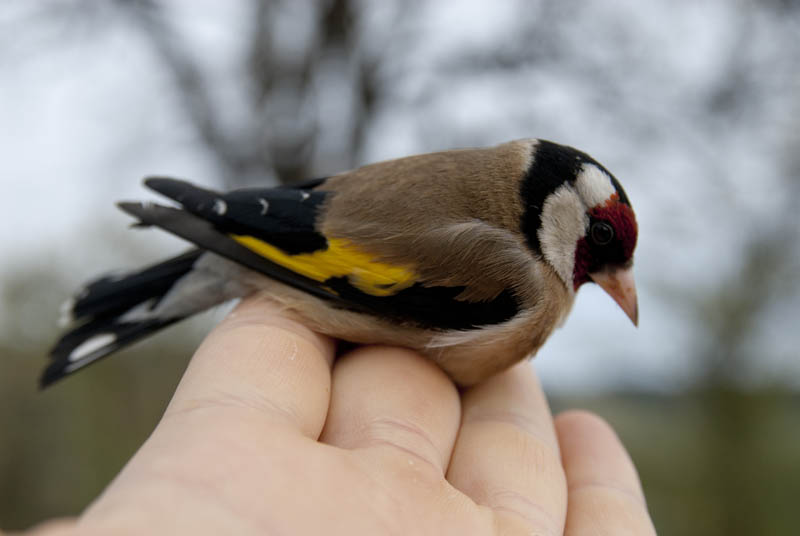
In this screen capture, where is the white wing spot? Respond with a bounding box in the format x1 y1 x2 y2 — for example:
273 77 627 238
69 333 117 362
300 191 310 201
259 198 270 215
213 199 227 215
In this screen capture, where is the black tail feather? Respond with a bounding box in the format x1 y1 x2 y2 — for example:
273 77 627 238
44 250 204 388
42 316 181 388
66 249 203 323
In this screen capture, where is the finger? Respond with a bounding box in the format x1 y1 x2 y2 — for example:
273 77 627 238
556 411 656 536
320 346 461 474
165 294 335 439
447 362 567 535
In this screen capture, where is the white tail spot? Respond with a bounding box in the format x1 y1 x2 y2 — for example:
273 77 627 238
69 333 117 362
259 198 270 215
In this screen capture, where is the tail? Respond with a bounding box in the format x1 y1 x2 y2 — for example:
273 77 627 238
42 249 205 388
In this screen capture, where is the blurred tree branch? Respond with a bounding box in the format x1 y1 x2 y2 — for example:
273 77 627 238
115 0 261 183
107 0 385 187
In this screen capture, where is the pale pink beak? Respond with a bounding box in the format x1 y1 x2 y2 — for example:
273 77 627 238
589 266 639 326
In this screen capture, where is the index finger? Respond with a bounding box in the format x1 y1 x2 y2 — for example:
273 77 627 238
165 294 335 439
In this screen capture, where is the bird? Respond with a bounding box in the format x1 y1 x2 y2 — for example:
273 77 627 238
43 139 638 388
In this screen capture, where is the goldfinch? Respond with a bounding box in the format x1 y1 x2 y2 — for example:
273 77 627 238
43 139 638 387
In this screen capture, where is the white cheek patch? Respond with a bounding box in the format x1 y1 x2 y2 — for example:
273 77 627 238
538 184 587 288
575 164 616 208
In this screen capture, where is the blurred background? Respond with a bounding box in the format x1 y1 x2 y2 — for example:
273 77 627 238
1 0 799 533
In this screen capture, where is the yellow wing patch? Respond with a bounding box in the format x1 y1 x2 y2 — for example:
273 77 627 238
230 235 418 297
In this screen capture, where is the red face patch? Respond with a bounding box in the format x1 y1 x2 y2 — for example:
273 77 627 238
572 199 638 290
591 199 638 259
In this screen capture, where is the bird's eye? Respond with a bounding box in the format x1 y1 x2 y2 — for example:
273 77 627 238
591 222 614 245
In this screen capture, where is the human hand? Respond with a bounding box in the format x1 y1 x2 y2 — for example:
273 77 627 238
25 296 656 535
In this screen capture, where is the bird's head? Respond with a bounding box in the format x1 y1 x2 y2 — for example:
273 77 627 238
522 140 639 325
